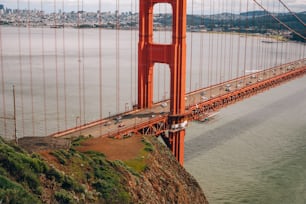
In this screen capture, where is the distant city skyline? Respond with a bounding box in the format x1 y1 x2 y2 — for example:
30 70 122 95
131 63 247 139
1 0 306 14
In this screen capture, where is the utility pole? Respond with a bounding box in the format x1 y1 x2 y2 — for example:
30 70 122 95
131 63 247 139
0 85 17 143
13 85 17 144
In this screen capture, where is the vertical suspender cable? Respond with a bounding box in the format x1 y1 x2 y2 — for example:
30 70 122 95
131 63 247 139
0 10 7 136
253 0 306 64
249 2 255 72
27 0 35 136
262 0 268 71
98 0 103 134
130 0 134 105
208 0 213 97
216 0 221 86
81 0 86 124
53 0 60 133
278 0 306 26
41 0 47 136
257 1 263 71
275 1 281 66
17 1 25 137
116 0 120 114
189 0 194 92
219 0 224 84
268 1 273 69
198 0 204 88
62 0 67 129
248 4 258 70
221 0 227 83
272 0 277 66
229 0 234 80
134 0 137 105
242 0 249 77
213 0 218 86
157 4 161 102
278 2 285 64
236 0 242 80
77 0 82 125
164 4 167 99
254 1 261 71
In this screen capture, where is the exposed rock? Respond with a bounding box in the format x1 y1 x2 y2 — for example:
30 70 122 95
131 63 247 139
3 135 209 203
117 137 209 203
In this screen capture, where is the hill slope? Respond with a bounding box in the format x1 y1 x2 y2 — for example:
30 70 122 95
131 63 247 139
0 136 208 203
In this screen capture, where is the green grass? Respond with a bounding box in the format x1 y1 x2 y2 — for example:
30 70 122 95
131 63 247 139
124 137 153 173
54 189 76 204
0 155 42 203
0 138 45 195
71 135 90 147
0 136 132 203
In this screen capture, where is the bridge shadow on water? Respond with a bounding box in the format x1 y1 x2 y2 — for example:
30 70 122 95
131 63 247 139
123 112 157 119
184 83 306 161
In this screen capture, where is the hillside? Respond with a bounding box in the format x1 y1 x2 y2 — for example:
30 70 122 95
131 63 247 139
157 11 306 42
0 136 208 203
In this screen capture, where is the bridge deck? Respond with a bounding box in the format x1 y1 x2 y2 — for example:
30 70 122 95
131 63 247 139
51 59 306 139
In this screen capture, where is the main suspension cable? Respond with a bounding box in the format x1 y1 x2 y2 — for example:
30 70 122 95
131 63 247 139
278 0 306 26
252 0 306 40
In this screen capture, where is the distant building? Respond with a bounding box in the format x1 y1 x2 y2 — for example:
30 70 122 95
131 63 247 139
0 4 4 15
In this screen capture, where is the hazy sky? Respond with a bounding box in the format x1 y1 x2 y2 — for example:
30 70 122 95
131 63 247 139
1 0 306 14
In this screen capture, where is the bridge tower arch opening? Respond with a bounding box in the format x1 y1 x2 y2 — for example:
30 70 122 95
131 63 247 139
153 63 170 102
138 0 187 165
153 3 173 45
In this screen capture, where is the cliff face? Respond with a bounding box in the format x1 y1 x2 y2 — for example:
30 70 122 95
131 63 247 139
1 135 208 203
116 137 208 203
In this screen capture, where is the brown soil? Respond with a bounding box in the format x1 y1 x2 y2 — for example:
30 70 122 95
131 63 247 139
77 135 144 161
18 136 70 152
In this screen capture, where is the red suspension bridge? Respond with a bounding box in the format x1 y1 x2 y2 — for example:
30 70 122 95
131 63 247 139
0 0 305 165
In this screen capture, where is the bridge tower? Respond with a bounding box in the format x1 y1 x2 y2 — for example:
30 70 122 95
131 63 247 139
138 0 187 165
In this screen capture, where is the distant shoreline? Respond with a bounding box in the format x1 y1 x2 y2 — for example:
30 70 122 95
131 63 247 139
0 24 290 42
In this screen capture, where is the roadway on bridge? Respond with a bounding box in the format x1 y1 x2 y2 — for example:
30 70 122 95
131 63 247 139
52 60 305 139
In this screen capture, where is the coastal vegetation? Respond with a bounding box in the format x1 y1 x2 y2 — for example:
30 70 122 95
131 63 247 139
0 136 208 203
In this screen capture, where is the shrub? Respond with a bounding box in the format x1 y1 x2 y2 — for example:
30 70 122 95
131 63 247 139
54 190 75 204
92 179 130 203
144 146 153 152
71 136 88 147
0 175 41 204
50 151 67 165
22 172 41 194
46 167 64 182
142 139 154 152
0 166 7 176
62 176 85 193
0 188 41 204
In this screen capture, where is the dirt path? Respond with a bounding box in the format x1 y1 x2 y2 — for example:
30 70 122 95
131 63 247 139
77 135 144 161
18 136 70 152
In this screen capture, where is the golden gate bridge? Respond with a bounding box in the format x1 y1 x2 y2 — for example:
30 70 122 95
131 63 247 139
0 0 305 165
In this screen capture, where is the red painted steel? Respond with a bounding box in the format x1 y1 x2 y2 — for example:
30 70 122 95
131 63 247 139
138 0 187 165
51 62 306 167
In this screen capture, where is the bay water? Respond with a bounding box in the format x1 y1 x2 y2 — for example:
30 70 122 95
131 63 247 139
1 27 306 203
185 75 306 203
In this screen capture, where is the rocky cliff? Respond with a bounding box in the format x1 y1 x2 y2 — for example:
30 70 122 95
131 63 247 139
115 136 208 203
0 135 208 203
